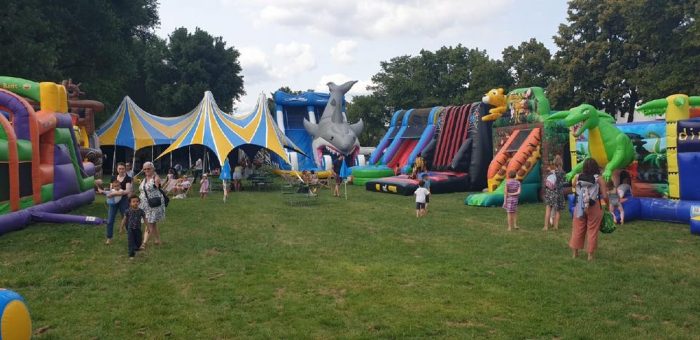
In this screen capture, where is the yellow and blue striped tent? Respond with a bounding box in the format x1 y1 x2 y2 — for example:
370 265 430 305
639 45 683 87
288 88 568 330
97 96 195 150
157 91 303 166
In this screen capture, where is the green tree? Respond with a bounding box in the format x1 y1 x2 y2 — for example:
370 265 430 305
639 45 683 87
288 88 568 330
502 38 553 89
0 0 160 115
369 45 512 110
549 0 700 120
346 95 389 146
147 27 245 115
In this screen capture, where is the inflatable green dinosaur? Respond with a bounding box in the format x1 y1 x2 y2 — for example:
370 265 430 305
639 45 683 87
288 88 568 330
546 104 634 182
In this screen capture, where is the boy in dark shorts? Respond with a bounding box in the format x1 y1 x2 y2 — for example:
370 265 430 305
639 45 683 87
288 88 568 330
414 180 430 218
120 195 144 259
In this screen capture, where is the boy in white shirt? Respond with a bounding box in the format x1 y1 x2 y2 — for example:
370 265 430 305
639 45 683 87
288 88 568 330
414 180 430 218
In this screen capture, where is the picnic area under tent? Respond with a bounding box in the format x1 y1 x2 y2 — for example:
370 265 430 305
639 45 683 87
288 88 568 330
97 96 196 172
157 91 304 169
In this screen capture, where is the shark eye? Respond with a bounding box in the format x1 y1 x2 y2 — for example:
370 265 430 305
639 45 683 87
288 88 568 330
330 136 334 140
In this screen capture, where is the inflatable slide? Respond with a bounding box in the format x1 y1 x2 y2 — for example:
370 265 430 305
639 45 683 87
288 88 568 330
366 102 493 195
0 77 102 235
352 107 441 185
465 127 542 206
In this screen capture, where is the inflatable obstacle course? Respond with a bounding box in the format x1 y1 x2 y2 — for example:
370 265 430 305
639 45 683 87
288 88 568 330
466 87 567 207
0 77 102 236
366 101 494 195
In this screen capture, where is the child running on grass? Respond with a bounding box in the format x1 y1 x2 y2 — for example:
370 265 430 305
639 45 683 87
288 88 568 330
120 195 144 260
414 180 430 218
200 174 209 199
503 170 521 230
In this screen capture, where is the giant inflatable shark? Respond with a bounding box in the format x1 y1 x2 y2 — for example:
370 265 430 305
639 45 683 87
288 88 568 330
304 80 363 166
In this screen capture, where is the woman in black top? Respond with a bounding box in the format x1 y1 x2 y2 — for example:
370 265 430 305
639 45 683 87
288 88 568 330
104 162 132 244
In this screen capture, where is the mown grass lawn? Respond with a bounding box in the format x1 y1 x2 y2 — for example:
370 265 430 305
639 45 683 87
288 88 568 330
2 183 699 339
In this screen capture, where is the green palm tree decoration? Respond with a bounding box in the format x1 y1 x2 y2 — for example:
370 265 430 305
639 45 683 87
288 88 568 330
642 132 667 168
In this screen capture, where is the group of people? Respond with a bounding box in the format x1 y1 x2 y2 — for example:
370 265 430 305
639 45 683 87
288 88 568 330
502 155 632 261
97 162 167 259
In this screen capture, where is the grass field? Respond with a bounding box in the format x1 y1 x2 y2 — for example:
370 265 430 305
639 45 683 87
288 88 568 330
2 183 699 339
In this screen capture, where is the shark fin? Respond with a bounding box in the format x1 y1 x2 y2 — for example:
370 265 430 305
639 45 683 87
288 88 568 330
328 81 358 94
350 119 364 136
303 118 319 138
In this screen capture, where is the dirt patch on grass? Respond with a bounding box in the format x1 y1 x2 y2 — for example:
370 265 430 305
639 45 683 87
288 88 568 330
319 287 347 305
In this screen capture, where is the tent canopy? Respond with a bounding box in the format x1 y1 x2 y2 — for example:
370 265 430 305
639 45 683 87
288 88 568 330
157 91 303 167
97 96 195 150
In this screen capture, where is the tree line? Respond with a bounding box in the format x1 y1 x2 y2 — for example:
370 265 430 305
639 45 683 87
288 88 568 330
348 0 700 145
2 1 698 145
0 0 244 125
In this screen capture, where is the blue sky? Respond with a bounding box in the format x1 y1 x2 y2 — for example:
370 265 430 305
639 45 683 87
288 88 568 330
156 0 569 112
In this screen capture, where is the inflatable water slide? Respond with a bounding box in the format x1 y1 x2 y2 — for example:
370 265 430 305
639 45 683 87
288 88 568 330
365 102 494 195
352 107 441 185
465 128 542 206
0 77 102 235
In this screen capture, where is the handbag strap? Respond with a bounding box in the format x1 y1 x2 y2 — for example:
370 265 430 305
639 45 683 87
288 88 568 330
142 177 154 200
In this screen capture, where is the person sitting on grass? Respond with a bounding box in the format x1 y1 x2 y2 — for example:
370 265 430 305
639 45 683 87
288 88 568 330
172 177 192 198
309 170 319 195
414 180 430 218
120 195 144 260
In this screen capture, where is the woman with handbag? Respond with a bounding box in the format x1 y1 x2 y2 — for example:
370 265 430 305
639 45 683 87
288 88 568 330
139 162 166 249
570 158 608 261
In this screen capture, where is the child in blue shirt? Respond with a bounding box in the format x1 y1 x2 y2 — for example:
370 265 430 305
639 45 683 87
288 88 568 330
421 173 431 213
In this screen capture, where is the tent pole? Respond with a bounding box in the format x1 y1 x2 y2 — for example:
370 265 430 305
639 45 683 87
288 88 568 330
151 145 154 162
132 150 136 171
170 152 173 168
112 147 116 175
188 146 192 169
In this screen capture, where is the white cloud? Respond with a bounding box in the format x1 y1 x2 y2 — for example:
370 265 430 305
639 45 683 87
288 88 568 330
271 42 317 77
314 74 373 98
253 0 511 38
330 40 358 64
238 46 273 85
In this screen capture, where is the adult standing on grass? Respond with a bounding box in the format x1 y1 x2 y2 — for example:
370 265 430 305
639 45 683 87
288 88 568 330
570 158 608 261
193 157 203 183
139 162 165 249
332 155 345 197
104 162 132 245
543 155 566 230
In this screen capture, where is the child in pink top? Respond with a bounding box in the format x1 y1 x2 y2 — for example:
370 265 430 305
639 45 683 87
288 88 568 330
199 174 210 199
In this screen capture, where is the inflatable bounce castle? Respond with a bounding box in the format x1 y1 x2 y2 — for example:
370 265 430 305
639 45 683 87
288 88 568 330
0 76 101 236
274 81 364 171
466 87 569 205
564 94 700 234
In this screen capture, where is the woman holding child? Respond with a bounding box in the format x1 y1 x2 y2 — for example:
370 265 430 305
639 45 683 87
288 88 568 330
103 162 132 245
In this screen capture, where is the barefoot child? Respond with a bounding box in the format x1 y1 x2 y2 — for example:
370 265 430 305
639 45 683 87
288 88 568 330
414 180 430 218
199 174 209 199
608 180 625 224
120 195 144 259
503 170 521 230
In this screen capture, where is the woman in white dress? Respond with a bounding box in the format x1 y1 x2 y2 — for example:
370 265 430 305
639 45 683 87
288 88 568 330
139 162 165 249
